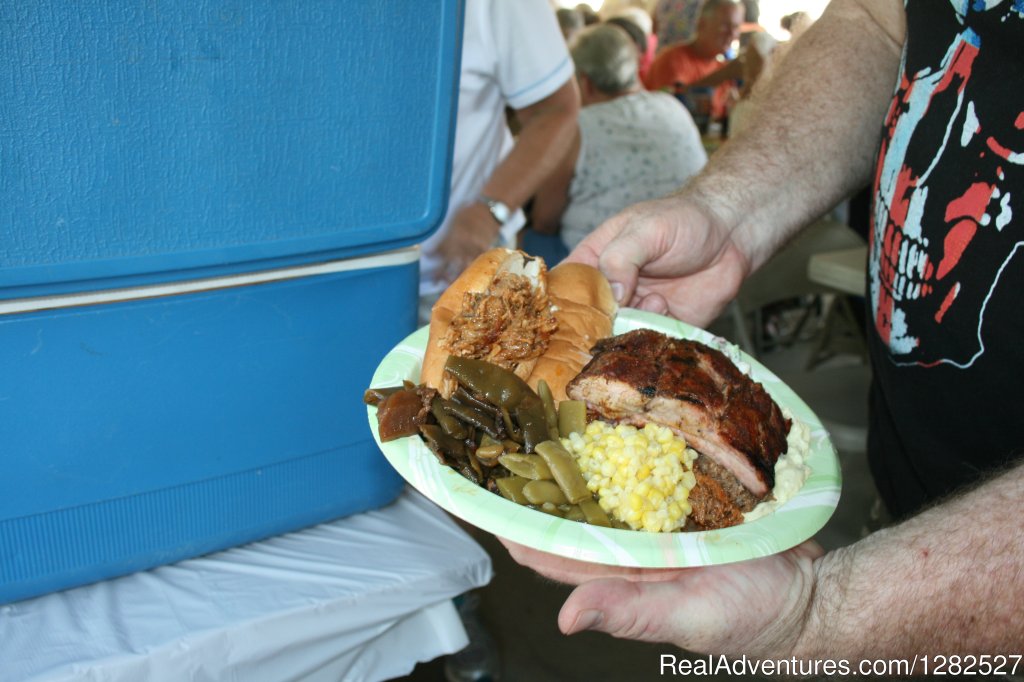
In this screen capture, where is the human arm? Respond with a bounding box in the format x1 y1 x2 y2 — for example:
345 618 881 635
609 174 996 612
503 460 1024 661
529 122 580 235
437 78 579 272
567 0 906 326
687 55 743 89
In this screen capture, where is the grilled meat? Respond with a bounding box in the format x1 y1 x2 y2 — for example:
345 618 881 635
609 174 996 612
687 455 762 529
566 329 790 499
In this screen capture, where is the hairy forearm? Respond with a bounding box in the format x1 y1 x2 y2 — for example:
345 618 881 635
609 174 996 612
684 0 905 271
798 461 1024 660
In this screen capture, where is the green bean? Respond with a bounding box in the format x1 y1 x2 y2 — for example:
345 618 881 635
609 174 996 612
444 356 534 409
522 479 568 506
557 400 588 438
500 407 522 443
495 476 530 504
578 498 612 527
537 502 565 517
419 424 465 460
440 399 501 438
563 504 586 522
431 398 468 439
475 443 504 466
515 397 551 453
534 440 591 504
536 380 560 442
452 386 500 417
498 453 552 480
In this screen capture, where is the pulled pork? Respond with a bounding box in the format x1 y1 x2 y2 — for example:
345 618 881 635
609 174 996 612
443 272 557 370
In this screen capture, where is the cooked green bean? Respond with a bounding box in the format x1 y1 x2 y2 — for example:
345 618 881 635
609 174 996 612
444 356 534 409
536 380 560 441
440 399 501 438
534 440 591 503
537 502 565 517
475 443 504 466
563 504 586 522
419 424 465 459
557 400 587 438
522 479 568 506
500 407 522 443
498 453 552 480
515 398 551 453
495 476 530 504
431 399 468 439
452 386 499 416
578 498 612 527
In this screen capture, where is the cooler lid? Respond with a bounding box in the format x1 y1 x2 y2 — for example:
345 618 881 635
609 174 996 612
1 1 463 299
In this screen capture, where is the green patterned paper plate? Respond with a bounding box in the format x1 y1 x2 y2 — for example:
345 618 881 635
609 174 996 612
367 308 841 567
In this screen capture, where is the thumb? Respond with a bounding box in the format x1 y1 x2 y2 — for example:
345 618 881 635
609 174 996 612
559 577 707 644
596 228 655 308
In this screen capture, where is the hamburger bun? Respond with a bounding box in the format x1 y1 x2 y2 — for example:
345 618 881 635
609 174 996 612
421 248 554 397
527 262 617 401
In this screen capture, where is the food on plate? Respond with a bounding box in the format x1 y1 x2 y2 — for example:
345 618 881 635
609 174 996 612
371 251 809 533
566 328 793 527
526 262 617 401
421 248 556 399
565 421 698 532
369 337 809 531
420 248 617 402
365 382 434 442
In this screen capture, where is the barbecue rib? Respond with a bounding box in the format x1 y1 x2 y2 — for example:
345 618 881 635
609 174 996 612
566 329 790 499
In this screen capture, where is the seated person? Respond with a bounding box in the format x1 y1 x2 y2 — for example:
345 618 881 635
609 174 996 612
556 7 584 43
643 0 744 121
529 23 708 253
604 7 658 83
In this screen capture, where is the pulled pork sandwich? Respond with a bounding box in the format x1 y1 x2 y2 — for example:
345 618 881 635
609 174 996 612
422 248 557 399
421 249 617 400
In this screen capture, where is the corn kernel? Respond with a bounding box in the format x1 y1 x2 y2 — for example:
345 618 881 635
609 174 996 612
561 420 698 533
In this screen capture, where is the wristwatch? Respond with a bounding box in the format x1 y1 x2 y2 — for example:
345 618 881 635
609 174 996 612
478 195 512 226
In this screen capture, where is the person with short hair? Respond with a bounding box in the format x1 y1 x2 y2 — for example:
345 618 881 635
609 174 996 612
644 0 744 120
529 24 706 254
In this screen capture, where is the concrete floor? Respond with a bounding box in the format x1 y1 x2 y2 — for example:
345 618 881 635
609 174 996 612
393 301 882 682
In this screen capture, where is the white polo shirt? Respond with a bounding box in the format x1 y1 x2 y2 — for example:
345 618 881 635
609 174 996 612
419 0 574 297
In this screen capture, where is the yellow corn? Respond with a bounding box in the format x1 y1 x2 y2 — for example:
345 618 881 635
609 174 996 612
563 421 698 532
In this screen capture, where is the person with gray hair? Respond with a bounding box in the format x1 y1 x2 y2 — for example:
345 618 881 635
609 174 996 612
528 23 707 254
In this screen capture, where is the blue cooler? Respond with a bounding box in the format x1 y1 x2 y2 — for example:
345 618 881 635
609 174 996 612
0 1 463 604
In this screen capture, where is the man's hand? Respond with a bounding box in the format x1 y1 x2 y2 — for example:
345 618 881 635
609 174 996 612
501 538 823 657
436 202 500 284
566 195 751 328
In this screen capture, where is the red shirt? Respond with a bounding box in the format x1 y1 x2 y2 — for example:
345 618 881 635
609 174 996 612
643 43 732 119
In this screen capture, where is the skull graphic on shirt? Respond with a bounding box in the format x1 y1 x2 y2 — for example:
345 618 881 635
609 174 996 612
869 1 1024 368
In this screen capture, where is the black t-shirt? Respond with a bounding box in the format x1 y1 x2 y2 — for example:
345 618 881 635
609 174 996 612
867 1 1024 519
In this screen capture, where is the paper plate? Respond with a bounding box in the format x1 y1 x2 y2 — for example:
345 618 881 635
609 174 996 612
367 308 841 567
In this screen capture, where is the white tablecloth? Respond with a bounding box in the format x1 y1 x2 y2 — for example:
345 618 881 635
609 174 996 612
0 488 493 682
